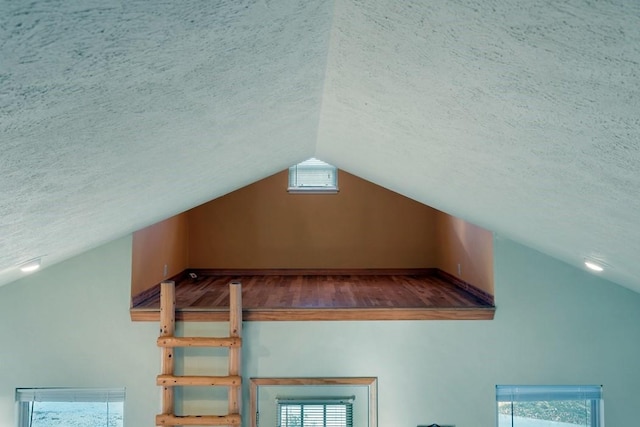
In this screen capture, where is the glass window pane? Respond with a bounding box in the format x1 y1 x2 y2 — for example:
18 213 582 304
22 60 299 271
497 385 601 427
288 158 338 192
29 401 124 427
499 399 595 427
279 402 352 427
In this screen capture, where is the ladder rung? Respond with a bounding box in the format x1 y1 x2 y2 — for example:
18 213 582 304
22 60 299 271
157 336 241 348
156 414 241 426
157 375 241 387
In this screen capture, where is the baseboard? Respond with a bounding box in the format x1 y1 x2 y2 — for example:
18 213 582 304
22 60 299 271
435 269 494 306
190 268 437 276
131 270 188 308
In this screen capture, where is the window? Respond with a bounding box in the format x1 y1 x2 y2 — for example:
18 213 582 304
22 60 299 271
288 158 338 193
278 398 353 427
496 385 603 427
250 377 377 427
16 387 125 427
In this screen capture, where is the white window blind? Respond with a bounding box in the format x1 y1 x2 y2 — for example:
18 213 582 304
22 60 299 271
288 158 338 193
496 385 602 402
278 397 353 427
16 388 125 402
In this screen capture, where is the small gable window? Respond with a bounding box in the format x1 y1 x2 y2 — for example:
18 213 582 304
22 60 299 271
288 158 338 193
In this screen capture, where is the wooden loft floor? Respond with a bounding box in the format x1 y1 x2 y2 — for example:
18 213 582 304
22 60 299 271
130 269 494 321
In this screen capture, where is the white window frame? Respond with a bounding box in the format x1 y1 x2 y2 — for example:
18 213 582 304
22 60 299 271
288 158 339 194
496 385 603 427
277 397 354 427
16 387 125 427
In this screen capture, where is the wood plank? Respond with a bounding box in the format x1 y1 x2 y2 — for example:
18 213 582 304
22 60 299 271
132 307 495 322
157 336 241 348
138 272 490 310
131 269 496 322
242 307 495 321
157 375 241 387
156 414 241 426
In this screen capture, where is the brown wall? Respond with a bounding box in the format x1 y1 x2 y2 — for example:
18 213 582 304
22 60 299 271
131 213 189 297
187 170 439 269
435 212 494 295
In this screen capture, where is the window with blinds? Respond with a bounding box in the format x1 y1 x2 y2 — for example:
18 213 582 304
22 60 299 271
278 398 353 427
16 387 125 427
496 385 603 427
288 158 338 193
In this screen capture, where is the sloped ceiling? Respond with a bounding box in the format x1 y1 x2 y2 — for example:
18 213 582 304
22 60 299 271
2 0 639 292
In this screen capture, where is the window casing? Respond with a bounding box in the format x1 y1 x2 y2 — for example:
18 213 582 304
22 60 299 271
16 387 125 427
496 385 603 427
278 398 353 427
288 158 338 193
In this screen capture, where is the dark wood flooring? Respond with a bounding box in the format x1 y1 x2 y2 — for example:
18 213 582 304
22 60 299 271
130 269 495 321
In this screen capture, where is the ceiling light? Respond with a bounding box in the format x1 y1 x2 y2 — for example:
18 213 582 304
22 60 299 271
584 261 603 272
20 258 41 273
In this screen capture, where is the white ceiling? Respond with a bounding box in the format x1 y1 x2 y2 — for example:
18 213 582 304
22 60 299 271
2 0 639 292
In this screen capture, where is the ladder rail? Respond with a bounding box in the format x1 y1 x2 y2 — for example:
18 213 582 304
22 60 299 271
159 281 175 422
228 281 242 416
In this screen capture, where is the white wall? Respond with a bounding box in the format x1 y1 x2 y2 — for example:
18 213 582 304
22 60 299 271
0 236 159 427
1 235 640 426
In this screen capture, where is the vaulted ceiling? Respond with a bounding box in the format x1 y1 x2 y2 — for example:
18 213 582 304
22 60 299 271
2 0 639 292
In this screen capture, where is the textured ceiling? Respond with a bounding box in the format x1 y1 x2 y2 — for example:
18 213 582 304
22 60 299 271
2 0 640 292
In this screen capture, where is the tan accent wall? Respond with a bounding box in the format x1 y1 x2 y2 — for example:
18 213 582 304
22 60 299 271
435 211 494 295
187 170 439 269
131 213 189 297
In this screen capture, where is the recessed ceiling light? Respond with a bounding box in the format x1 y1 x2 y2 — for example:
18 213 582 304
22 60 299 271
584 261 603 272
20 258 41 273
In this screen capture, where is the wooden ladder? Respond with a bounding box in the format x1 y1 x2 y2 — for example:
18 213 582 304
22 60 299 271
156 280 242 426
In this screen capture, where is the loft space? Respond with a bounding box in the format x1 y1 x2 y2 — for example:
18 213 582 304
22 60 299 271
130 168 494 321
